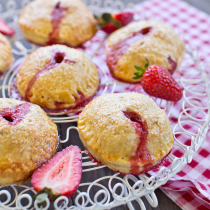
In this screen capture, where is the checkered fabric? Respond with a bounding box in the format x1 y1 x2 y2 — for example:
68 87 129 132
160 133 210 209
161 188 210 210
134 0 210 61
12 0 207 208
81 0 210 209
1 0 209 208
133 0 210 209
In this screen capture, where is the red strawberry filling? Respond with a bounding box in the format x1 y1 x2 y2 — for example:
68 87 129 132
10 80 94 114
85 150 101 165
123 110 154 174
25 50 76 101
168 56 177 74
1 103 31 125
53 91 94 111
47 2 67 45
10 49 95 113
107 27 153 82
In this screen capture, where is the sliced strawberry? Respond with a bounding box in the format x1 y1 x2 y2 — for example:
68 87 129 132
95 12 133 34
0 19 15 36
31 145 82 199
133 59 183 101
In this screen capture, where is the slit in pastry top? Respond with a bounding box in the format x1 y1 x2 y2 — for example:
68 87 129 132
1 103 32 125
107 27 153 72
25 50 76 101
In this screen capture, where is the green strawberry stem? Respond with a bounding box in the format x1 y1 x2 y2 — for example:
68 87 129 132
34 188 61 205
133 58 149 80
102 13 112 22
95 13 122 28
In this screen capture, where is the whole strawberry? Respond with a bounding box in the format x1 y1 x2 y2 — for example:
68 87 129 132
133 59 183 101
95 12 133 34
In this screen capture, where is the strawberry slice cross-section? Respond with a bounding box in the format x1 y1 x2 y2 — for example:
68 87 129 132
0 19 15 36
31 145 82 200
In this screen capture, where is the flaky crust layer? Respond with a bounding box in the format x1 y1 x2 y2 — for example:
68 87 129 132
16 45 99 110
106 21 185 83
0 98 58 185
18 0 97 46
78 93 174 174
0 33 14 75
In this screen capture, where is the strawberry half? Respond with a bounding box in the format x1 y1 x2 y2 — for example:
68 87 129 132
95 12 133 34
31 145 82 200
133 59 183 101
0 19 15 36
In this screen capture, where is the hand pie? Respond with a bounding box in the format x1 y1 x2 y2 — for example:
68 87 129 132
18 0 97 47
0 98 58 185
0 33 14 76
15 45 99 113
106 21 185 83
78 93 174 175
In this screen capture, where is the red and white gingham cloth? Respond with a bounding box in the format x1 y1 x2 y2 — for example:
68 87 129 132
9 0 208 208
133 0 210 209
83 0 210 209
2 0 209 209
161 187 210 210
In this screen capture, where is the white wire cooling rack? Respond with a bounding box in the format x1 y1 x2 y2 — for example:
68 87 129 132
0 0 210 210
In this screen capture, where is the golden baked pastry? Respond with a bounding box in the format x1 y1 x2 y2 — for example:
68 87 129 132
0 33 14 76
78 93 174 174
18 0 97 46
106 21 185 83
0 98 58 185
16 45 99 112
